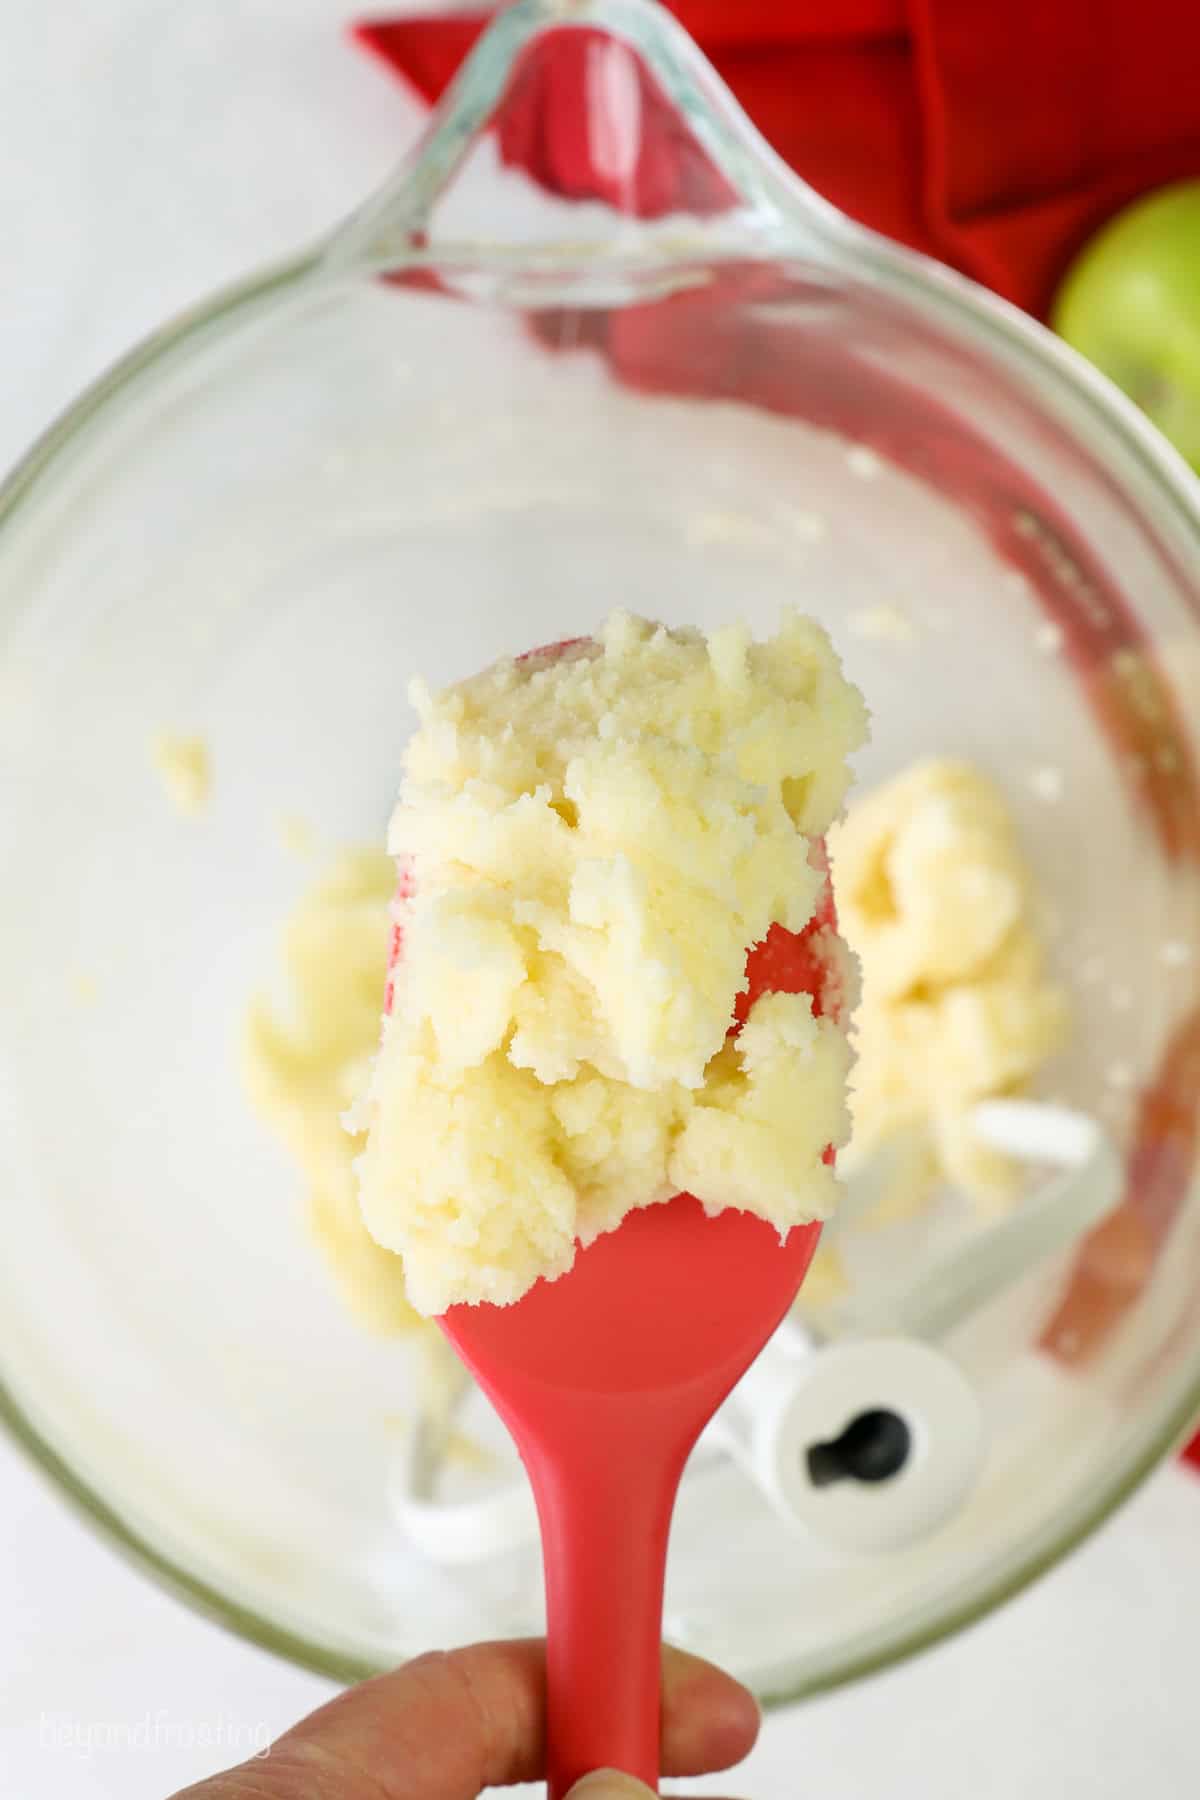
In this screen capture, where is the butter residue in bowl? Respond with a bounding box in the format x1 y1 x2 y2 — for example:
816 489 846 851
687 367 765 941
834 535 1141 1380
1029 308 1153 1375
355 611 868 1315
152 733 211 816
242 848 417 1334
830 758 1068 1218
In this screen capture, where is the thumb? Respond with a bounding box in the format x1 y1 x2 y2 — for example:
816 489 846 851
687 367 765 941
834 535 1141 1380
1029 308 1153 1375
567 1775 656 1799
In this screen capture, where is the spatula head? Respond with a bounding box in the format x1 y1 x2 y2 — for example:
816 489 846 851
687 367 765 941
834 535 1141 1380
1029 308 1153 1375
443 1191 819 1410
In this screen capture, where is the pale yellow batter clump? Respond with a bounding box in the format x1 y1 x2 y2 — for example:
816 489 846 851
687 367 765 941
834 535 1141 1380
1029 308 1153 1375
830 758 1067 1216
242 849 416 1334
355 611 868 1315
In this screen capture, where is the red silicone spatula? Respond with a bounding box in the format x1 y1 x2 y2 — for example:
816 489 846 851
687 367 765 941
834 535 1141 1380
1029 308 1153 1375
388 644 837 1799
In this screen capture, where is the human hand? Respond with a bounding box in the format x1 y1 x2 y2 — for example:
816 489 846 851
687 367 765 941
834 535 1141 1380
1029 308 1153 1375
171 1637 760 1799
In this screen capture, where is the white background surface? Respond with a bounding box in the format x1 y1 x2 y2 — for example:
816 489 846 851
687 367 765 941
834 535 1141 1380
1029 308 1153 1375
4 4 1200 1795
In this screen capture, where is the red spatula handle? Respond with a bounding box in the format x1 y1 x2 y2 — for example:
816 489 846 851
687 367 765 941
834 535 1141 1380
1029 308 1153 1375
446 1204 820 1798
527 1407 685 1798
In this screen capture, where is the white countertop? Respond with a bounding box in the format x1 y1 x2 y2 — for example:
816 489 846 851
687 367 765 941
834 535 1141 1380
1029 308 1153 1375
4 4 1200 1795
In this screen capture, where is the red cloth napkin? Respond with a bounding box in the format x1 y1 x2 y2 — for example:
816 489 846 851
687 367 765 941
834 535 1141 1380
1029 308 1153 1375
351 2 1200 1466
355 0 1200 317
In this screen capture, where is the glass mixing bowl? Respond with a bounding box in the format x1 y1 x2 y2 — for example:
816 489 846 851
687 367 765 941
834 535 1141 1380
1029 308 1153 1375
3 0 1200 1705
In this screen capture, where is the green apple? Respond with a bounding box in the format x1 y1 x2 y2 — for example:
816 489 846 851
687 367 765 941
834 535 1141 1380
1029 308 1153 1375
1052 179 1200 472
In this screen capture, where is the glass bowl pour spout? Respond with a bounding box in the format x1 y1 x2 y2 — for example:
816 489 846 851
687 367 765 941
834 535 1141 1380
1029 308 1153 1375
321 0 862 278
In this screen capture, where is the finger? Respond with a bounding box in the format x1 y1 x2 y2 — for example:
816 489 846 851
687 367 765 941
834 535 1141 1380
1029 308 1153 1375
276 1641 759 1788
172 1639 759 1799
659 1643 761 1775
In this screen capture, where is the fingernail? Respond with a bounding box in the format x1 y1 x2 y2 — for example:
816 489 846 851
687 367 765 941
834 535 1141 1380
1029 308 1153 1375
566 1771 656 1799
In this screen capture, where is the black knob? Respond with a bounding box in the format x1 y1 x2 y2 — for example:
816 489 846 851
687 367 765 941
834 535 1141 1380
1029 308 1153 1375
806 1409 912 1489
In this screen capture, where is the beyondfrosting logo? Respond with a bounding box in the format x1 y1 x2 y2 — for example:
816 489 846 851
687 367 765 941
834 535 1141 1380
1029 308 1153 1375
38 1709 272 1760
